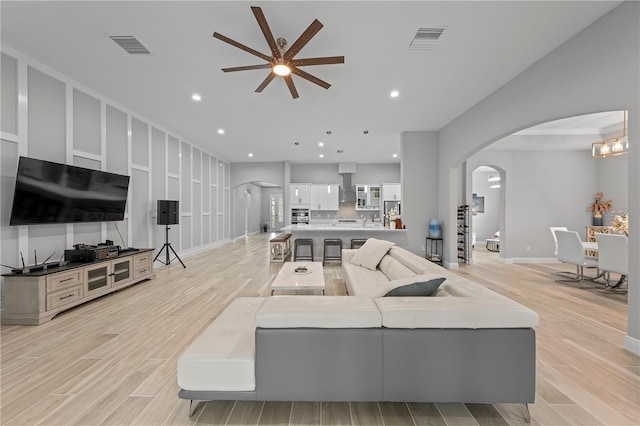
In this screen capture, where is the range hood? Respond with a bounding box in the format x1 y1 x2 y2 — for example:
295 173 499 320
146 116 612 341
339 173 356 203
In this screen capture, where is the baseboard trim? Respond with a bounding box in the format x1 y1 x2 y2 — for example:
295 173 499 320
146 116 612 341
623 335 640 355
510 257 558 264
153 239 232 268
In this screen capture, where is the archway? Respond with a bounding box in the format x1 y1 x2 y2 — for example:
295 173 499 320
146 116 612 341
232 181 283 239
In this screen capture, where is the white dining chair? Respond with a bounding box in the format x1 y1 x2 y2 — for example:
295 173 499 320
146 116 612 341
555 230 598 286
549 226 573 276
595 233 628 289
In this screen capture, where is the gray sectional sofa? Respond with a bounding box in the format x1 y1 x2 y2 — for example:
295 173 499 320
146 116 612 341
177 239 539 422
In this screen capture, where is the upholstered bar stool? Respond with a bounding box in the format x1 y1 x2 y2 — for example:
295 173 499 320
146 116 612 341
350 238 367 249
294 238 314 261
323 238 343 265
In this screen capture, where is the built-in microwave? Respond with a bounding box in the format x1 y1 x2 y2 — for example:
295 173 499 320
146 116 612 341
291 208 310 224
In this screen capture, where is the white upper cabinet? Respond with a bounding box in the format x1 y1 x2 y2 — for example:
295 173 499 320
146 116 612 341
356 184 382 209
290 184 311 206
382 183 401 201
310 184 339 210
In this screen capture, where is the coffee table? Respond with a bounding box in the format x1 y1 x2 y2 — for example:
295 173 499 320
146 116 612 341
270 262 325 295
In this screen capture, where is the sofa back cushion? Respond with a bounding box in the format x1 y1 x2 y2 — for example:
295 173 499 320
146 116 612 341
378 255 416 281
388 247 438 274
350 238 395 271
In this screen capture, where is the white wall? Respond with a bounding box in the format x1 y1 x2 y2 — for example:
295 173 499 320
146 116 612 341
0 47 231 300
438 2 639 352
401 131 439 256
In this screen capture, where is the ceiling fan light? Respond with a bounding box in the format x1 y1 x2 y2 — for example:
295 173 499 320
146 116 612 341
273 64 291 76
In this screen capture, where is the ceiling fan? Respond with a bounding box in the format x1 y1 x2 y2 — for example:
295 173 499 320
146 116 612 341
212 6 344 99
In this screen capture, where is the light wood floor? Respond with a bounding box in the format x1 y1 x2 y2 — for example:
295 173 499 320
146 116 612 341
1 234 638 425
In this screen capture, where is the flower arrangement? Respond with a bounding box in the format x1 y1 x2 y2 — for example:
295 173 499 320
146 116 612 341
588 192 612 217
260 220 269 232
611 212 628 236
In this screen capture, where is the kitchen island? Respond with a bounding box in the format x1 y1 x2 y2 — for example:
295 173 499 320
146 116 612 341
283 222 408 260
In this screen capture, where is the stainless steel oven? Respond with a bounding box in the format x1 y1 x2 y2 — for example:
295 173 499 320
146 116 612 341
291 208 309 224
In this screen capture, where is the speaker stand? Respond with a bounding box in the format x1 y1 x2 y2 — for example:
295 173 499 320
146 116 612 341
154 225 185 268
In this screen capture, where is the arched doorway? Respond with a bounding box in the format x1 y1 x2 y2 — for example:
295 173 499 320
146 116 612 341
232 181 283 239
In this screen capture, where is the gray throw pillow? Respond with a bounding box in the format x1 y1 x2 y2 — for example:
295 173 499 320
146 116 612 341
383 277 445 297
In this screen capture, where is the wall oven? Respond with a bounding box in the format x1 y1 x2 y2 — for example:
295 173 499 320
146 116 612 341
291 208 309 224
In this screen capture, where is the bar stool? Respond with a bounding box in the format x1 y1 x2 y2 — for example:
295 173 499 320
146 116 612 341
294 238 314 261
351 238 368 249
323 238 343 265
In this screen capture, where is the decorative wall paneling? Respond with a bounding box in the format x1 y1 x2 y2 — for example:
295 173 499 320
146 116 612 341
0 47 231 311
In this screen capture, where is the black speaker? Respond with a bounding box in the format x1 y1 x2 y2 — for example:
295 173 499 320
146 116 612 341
157 200 179 225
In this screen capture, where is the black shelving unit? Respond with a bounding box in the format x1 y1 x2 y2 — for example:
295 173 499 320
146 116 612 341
457 205 470 264
425 237 443 265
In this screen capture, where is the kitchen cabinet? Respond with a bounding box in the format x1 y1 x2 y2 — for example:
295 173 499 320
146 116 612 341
382 183 401 201
290 184 311 206
310 184 339 210
356 184 381 210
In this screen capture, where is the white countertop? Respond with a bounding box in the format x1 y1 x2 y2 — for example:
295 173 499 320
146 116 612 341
283 224 405 232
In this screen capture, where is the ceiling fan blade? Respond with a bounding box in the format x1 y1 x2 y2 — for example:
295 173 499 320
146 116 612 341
291 56 345 67
292 68 331 89
222 64 272 73
284 75 299 99
251 6 281 59
255 72 277 93
283 19 323 60
213 32 272 62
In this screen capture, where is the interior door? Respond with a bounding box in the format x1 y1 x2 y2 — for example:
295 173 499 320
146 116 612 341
271 193 284 231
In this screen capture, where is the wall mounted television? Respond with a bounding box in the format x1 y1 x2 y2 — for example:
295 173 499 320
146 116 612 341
9 156 130 226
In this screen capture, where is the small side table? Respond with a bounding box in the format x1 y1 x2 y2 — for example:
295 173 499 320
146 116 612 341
426 237 443 265
486 238 500 252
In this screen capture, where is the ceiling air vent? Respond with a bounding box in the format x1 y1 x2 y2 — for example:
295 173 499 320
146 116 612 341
409 28 445 50
110 36 151 55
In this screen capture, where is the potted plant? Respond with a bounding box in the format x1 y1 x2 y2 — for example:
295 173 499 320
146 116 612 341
588 192 612 226
261 221 269 232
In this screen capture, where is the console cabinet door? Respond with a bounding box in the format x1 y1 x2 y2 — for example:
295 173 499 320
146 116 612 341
84 263 111 297
111 258 134 288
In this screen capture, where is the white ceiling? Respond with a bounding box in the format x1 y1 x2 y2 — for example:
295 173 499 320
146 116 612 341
0 1 622 164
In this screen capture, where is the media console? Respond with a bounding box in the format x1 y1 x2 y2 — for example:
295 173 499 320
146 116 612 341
1 249 155 325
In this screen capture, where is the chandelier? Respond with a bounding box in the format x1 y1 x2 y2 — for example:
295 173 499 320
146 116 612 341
592 111 629 158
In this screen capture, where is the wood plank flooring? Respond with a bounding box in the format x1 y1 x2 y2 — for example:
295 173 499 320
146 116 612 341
1 234 638 425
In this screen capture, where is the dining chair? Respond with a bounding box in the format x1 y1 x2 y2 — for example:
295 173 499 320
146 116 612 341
555 230 598 286
595 233 628 289
549 226 573 276
549 226 568 256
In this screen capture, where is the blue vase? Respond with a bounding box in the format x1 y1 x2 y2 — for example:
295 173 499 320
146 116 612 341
429 219 441 238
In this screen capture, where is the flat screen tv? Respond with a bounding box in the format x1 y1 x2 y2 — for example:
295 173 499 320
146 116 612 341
9 156 130 226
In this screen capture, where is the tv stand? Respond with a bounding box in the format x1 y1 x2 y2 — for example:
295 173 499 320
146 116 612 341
1 249 155 325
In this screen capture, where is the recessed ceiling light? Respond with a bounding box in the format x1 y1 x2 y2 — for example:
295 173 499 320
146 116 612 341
217 129 225 135
248 153 253 157
318 142 324 147
393 153 398 158
192 94 202 101
390 90 399 98
319 154 324 158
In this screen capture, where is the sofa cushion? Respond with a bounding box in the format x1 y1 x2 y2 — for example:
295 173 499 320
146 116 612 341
378 255 416 281
256 296 382 328
388 247 437 274
350 238 395 271
383 276 445 297
177 297 265 392
374 297 540 329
